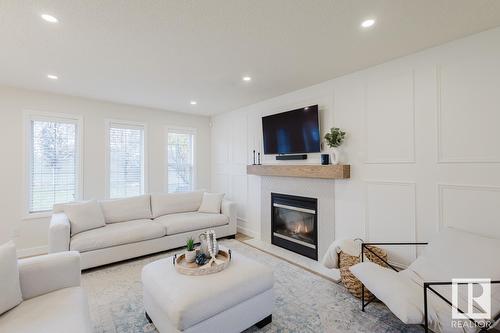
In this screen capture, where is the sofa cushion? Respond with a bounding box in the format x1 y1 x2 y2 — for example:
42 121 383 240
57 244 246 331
350 262 424 324
198 192 225 214
154 212 228 236
0 241 22 315
0 287 92 333
70 219 165 252
64 200 106 236
100 195 152 223
151 190 204 218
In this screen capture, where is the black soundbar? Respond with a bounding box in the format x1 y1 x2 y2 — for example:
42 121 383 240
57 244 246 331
276 154 307 161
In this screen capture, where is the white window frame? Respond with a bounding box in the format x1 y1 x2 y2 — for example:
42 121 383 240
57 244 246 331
166 127 197 193
105 119 148 199
23 111 84 219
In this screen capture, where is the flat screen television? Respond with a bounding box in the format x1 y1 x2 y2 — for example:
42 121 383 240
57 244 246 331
262 105 320 155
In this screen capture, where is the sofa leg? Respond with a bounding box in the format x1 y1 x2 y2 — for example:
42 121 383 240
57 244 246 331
145 312 152 324
255 314 272 328
226 234 236 239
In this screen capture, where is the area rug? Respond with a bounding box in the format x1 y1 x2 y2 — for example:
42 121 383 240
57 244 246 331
81 239 423 332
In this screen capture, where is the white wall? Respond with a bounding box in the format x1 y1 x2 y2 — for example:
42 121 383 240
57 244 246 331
211 27 500 264
0 86 211 256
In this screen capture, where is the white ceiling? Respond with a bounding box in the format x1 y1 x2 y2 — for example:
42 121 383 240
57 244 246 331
1 1 500 116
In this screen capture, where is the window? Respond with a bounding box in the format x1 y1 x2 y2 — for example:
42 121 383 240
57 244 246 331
167 128 195 193
107 121 146 198
27 114 81 213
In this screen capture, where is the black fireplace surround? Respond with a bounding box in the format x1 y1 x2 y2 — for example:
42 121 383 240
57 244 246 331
271 193 318 260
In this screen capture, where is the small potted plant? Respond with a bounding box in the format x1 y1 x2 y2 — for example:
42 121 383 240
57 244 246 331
185 237 197 263
324 127 346 165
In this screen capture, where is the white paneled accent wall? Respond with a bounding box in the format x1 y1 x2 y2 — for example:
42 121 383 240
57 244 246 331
211 27 500 263
365 70 415 164
365 181 416 267
438 184 500 239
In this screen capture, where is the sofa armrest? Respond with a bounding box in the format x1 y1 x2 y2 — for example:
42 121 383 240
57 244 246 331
221 199 237 234
49 212 71 253
18 251 81 300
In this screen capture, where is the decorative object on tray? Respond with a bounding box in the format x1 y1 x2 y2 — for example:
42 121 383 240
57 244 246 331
340 244 387 301
174 249 232 276
185 237 197 263
199 230 219 259
195 253 208 265
324 127 346 165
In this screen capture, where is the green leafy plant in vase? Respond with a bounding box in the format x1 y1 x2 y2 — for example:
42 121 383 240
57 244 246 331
185 237 197 263
324 127 346 165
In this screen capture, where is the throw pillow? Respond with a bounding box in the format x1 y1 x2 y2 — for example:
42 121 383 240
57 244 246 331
151 190 205 218
64 200 106 236
198 192 225 214
99 195 152 223
0 241 22 315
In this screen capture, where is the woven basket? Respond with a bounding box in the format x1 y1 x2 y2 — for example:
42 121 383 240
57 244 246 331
339 245 388 301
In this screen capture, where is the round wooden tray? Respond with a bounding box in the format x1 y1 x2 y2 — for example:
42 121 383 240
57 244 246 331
173 249 231 276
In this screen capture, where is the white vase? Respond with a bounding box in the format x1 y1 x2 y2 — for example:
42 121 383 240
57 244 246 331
331 147 341 165
185 249 197 263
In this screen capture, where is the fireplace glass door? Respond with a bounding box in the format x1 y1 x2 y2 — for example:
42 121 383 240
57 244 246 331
271 193 318 260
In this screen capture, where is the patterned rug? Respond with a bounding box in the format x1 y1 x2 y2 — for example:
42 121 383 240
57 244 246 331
81 239 423 333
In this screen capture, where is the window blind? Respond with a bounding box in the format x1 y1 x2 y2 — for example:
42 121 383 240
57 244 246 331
108 123 145 198
30 119 78 212
167 131 194 193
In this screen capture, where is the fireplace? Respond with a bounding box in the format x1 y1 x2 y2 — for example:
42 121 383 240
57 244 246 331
271 193 318 260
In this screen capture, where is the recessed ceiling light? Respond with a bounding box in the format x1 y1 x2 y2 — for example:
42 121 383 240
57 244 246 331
47 74 58 80
190 101 197 105
242 76 252 82
361 19 375 28
41 14 58 23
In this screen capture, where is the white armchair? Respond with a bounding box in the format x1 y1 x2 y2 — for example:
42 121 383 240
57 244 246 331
0 251 92 333
350 228 500 333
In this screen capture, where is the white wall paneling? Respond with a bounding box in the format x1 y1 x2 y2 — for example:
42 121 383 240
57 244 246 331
211 27 500 262
364 181 417 267
211 111 248 227
364 70 415 164
438 184 500 239
437 45 500 163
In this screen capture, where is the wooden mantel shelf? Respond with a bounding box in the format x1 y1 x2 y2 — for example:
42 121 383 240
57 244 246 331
247 164 350 179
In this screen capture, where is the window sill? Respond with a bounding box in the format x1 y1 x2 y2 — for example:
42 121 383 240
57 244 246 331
22 211 52 220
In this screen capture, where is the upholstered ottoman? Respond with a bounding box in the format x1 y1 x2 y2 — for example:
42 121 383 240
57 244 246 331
141 250 274 333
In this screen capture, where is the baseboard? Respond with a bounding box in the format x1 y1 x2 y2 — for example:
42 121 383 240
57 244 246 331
17 245 48 258
237 225 259 239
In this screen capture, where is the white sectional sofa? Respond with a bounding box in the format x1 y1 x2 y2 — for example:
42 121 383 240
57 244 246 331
0 250 92 333
49 190 237 269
